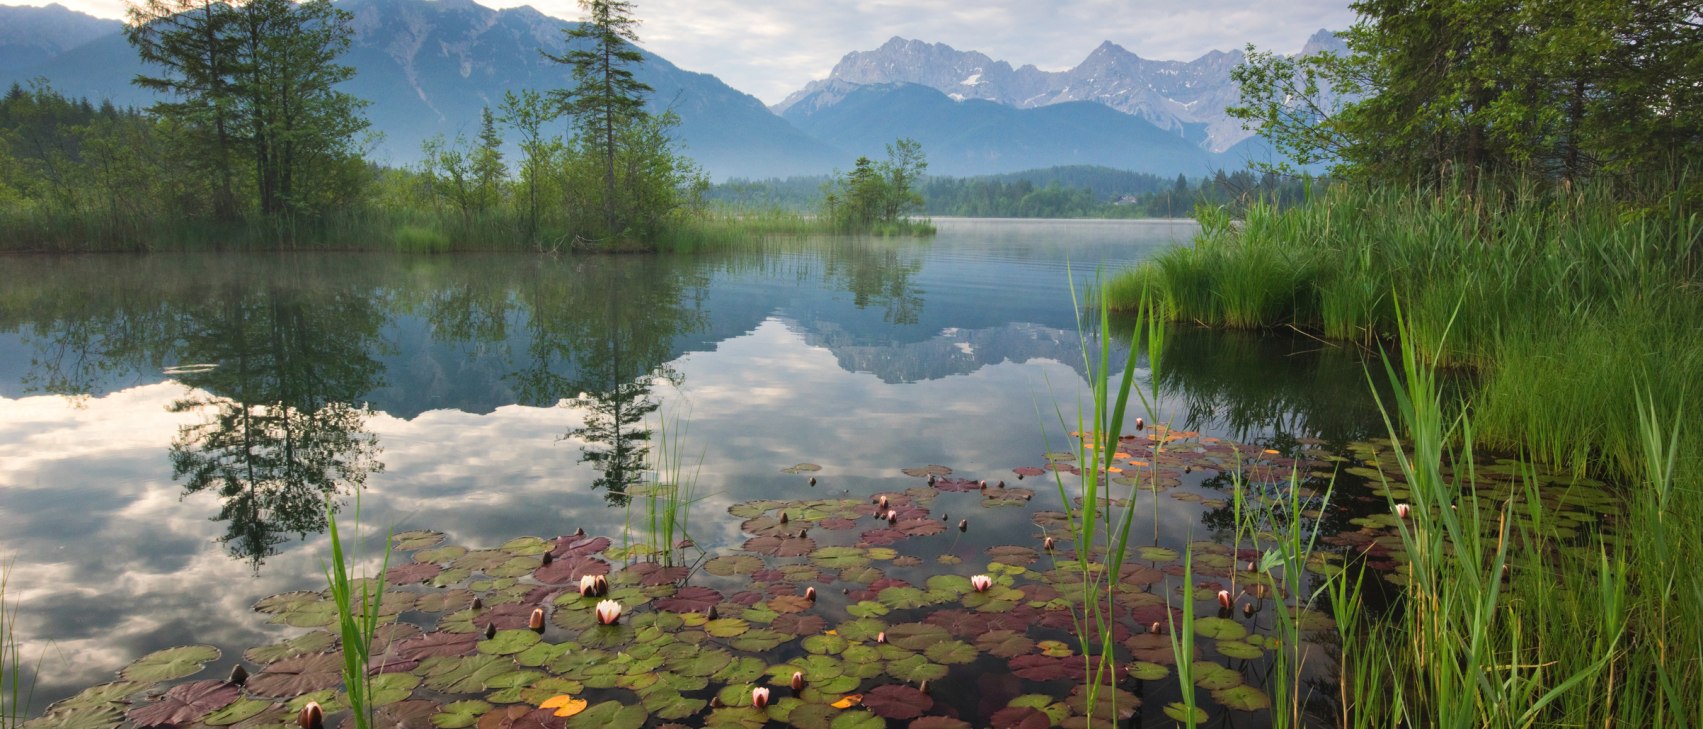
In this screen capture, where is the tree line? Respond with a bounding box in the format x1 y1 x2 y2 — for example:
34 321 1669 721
0 0 716 250
1233 0 1701 196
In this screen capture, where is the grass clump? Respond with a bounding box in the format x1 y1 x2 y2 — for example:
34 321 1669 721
391 225 451 254
1107 182 1702 483
1 559 30 728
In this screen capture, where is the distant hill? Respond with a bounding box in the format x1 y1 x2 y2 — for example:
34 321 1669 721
0 3 120 74
0 0 1333 180
782 82 1235 178
0 0 840 179
775 32 1350 155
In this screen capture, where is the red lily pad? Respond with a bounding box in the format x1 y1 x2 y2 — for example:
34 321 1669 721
246 652 343 697
864 685 933 720
127 680 238 727
387 562 444 585
551 536 613 559
344 700 440 729
654 586 723 613
744 535 817 558
989 706 1050 729
901 466 952 477
534 556 611 585
932 478 981 493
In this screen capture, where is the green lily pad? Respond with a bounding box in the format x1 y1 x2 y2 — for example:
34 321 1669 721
1191 661 1244 690
835 618 886 642
22 706 126 729
876 587 933 610
1193 617 1247 641
393 530 446 550
121 644 220 682
883 623 951 651
1212 684 1272 711
922 640 976 665
809 547 870 570
1216 640 1264 660
1136 546 1178 561
729 628 790 653
846 601 890 619
1126 661 1169 680
831 710 885 729
885 654 948 683
1162 702 1208 724
565 700 647 729
431 700 492 729
246 631 338 664
419 653 520 694
479 630 543 656
975 630 1035 658
46 681 150 711
200 697 273 726
415 545 468 564
782 463 823 474
705 618 751 638
370 672 422 706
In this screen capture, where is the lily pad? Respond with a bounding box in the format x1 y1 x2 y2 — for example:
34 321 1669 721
200 697 274 726
246 651 343 697
245 631 338 664
420 653 521 694
127 679 238 727
988 706 1050 729
121 644 221 682
901 465 952 478
782 463 823 474
1126 661 1169 680
704 555 765 576
1162 703 1208 724
830 710 885 729
1212 684 1272 711
433 700 494 728
564 700 647 729
393 530 447 550
1193 617 1247 641
863 685 932 720
1191 661 1244 691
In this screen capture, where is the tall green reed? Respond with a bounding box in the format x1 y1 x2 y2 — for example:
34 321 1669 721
323 495 391 729
1044 274 1166 726
626 412 704 566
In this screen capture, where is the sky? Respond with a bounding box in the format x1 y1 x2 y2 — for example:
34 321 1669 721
27 0 1359 104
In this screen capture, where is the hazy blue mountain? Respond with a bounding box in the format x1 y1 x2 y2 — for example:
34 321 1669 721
781 82 1219 178
0 0 839 179
0 3 120 74
776 32 1350 155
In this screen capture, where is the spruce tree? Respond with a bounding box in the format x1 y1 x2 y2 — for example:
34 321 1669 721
544 0 652 236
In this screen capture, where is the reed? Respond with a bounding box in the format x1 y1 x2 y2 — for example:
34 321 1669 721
322 495 391 729
1319 304 1699 727
0 559 30 729
1107 182 1703 486
1044 273 1166 727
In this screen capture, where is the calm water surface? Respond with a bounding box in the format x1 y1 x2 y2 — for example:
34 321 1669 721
0 219 1387 724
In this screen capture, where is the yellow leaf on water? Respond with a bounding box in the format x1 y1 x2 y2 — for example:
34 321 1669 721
831 694 863 709
824 630 838 635
540 695 588 718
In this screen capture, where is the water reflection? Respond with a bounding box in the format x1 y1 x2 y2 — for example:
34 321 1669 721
166 284 387 567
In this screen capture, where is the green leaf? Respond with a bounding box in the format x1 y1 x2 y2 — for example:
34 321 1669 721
565 700 647 729
430 700 492 729
120 645 220 682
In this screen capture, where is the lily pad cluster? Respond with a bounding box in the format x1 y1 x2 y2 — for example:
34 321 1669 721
36 425 1461 729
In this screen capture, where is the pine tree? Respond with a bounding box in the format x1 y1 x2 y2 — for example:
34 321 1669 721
544 0 651 236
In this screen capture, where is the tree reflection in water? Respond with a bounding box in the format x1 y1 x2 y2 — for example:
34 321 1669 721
167 283 386 568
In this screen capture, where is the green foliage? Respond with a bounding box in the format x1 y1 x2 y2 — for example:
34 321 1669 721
1 558 29 728
822 138 930 233
323 495 390 729
1109 182 1702 482
1232 0 1702 189
126 0 368 219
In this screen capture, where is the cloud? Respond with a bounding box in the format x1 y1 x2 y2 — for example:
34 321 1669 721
37 0 1353 103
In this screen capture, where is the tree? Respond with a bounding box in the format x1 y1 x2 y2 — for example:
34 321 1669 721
472 106 506 213
1230 0 1702 189
500 89 564 243
545 0 651 236
126 0 368 220
823 139 930 232
232 0 368 217
126 0 241 219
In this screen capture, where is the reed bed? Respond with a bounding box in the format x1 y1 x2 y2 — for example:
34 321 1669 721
1105 183 1703 483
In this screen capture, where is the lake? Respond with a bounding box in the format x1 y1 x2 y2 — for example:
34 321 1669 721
0 219 1397 727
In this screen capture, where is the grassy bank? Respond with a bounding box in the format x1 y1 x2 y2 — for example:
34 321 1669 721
1104 183 1702 482
0 207 933 254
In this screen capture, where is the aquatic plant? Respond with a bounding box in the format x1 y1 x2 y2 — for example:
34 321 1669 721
322 494 391 729
1 558 31 729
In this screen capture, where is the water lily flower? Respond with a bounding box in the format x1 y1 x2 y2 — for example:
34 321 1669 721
790 671 804 691
298 701 324 729
1395 503 1411 519
595 599 622 625
1217 590 1233 610
804 586 817 602
1043 536 1056 551
579 574 598 597
529 607 546 633
751 686 771 709
877 494 889 509
876 631 887 644
970 574 993 592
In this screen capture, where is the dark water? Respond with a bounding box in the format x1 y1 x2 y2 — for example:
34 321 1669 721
0 219 1390 724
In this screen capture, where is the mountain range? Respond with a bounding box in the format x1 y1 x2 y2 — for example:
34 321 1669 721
0 0 1338 180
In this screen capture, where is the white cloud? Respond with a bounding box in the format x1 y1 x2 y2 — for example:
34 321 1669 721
33 0 1353 103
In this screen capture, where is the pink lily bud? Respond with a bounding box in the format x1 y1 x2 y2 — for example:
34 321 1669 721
595 599 622 625
751 686 771 709
970 574 993 592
